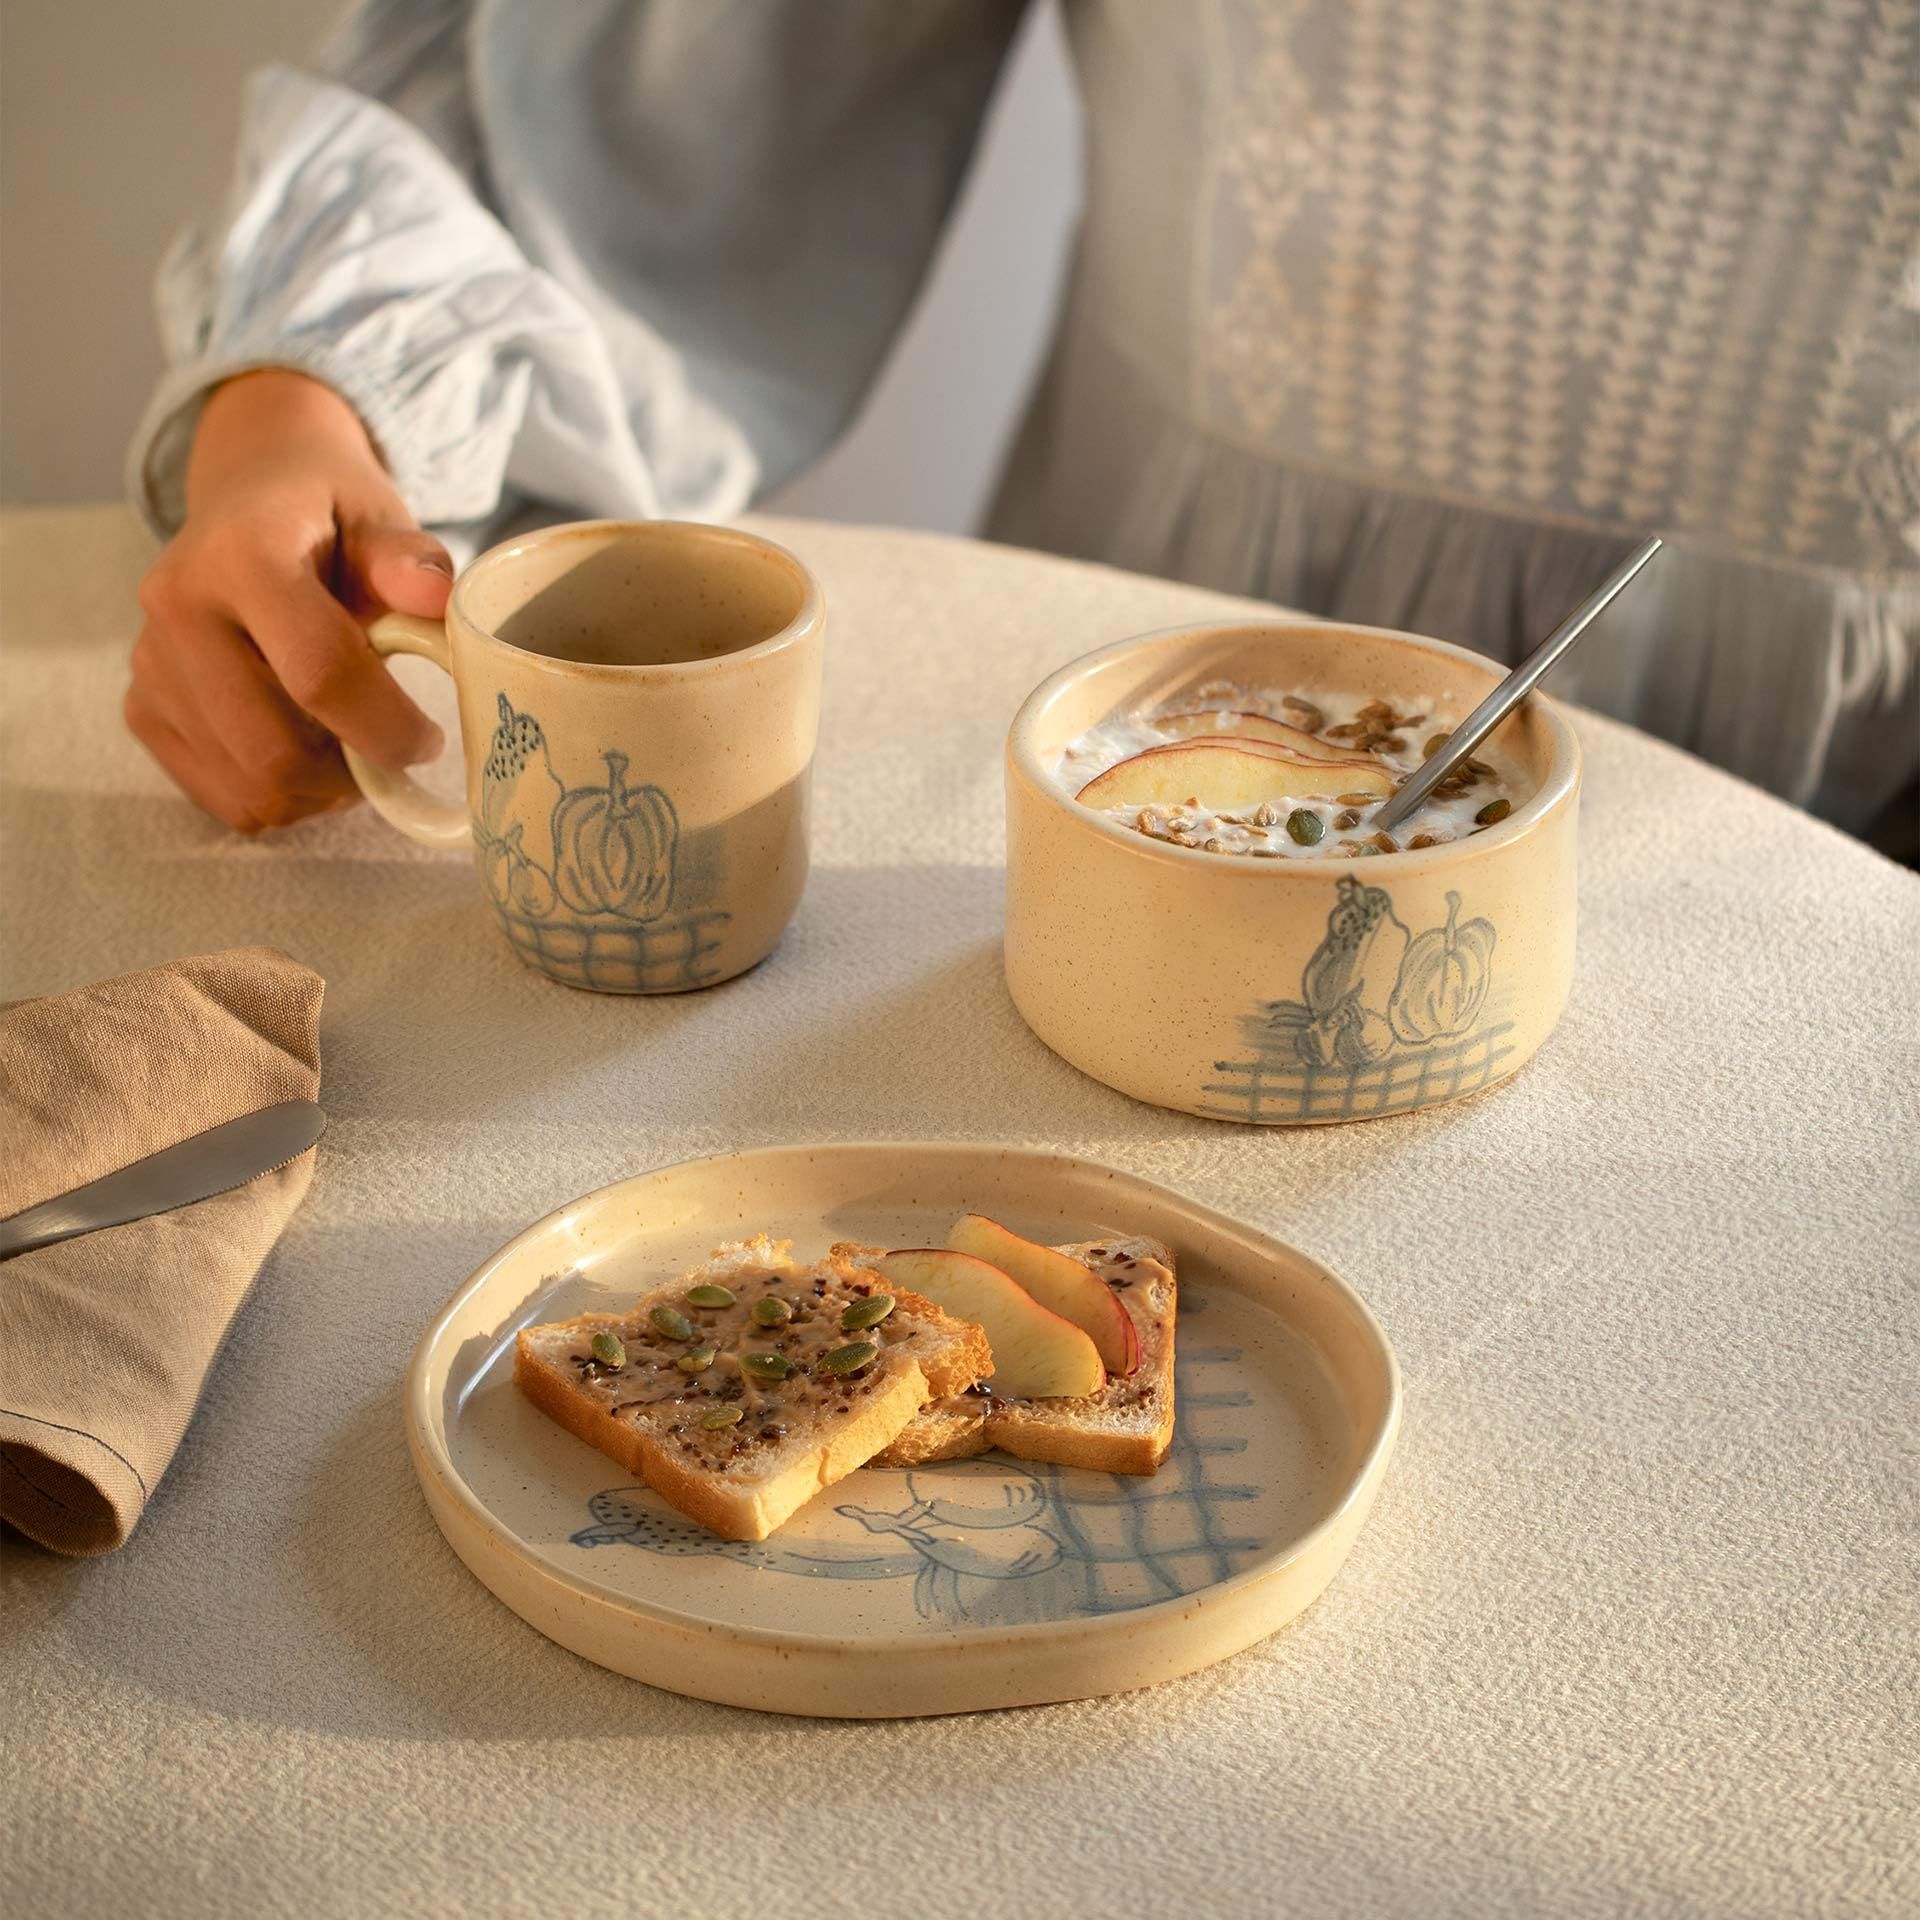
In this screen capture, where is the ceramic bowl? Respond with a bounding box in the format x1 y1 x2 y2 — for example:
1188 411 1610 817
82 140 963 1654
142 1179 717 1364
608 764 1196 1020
1004 621 1581 1124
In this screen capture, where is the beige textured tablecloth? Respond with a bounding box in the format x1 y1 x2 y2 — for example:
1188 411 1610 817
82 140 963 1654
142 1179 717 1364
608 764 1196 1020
2 505 1915 1919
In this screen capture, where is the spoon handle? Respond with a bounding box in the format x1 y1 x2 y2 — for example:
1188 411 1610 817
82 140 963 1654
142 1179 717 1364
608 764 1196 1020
1372 535 1664 834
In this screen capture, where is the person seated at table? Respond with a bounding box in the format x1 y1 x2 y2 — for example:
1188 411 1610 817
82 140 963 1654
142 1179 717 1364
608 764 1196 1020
125 0 1918 857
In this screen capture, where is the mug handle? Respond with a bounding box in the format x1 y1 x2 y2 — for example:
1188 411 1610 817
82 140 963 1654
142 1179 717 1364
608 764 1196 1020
341 614 471 849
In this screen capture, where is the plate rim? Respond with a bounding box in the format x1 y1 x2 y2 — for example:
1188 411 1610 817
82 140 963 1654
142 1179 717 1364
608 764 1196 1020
405 1140 1402 1660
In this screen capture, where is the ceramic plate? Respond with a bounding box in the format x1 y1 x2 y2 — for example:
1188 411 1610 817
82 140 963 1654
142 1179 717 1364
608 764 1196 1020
405 1143 1399 1718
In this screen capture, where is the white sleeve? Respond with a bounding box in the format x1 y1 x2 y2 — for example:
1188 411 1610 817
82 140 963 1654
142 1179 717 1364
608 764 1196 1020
129 0 1028 553
127 58 752 551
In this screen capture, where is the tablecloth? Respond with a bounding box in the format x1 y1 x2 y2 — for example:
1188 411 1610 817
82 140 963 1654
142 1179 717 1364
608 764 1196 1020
2 505 1915 1919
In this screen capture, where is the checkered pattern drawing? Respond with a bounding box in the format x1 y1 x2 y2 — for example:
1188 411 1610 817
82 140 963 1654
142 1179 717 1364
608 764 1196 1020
476 690 730 991
492 903 731 993
1198 877 1508 1123
1202 1011 1517 1123
1026 1342 1260 1617
569 1309 1264 1627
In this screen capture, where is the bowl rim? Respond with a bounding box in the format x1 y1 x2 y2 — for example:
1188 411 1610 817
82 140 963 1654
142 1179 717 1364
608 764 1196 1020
1006 618 1582 876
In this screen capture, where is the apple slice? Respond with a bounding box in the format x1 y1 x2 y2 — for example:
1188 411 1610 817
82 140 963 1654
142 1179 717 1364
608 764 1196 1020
1076 740 1394 810
871 1250 1104 1399
1159 710 1375 765
946 1214 1140 1377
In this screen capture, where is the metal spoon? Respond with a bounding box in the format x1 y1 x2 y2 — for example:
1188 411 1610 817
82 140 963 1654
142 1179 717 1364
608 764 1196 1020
1371 535 1664 835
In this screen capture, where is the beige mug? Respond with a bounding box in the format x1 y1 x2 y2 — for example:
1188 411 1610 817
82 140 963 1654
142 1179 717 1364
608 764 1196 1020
344 519 824 993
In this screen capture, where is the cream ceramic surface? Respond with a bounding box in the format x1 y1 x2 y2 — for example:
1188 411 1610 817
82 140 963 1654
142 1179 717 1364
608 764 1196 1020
346 519 824 992
1006 622 1580 1123
405 1143 1400 1719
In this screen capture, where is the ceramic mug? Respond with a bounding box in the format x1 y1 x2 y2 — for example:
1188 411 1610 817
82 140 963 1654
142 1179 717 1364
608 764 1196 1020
344 519 824 993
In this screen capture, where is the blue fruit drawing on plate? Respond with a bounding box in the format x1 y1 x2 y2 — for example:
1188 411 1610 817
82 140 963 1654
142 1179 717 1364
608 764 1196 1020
571 1326 1261 1625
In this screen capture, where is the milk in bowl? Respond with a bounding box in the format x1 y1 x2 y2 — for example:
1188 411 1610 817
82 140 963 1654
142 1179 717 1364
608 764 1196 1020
1054 681 1530 860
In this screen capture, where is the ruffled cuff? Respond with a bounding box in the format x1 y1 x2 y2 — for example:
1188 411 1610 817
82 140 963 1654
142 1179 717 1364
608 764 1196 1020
125 342 438 543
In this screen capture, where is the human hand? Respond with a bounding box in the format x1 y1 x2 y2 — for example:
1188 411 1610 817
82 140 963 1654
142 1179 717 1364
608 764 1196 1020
128 369 450 831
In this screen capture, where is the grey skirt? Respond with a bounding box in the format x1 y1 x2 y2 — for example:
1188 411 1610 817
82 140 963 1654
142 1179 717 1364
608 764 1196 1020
990 316 1918 860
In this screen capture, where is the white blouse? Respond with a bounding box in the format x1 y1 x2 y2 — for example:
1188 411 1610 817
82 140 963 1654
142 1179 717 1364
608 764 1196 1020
129 0 1920 847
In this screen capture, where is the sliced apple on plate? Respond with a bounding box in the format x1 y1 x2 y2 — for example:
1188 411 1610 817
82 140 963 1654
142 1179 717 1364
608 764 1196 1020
945 1214 1140 1378
871 1249 1105 1399
1158 710 1373 765
1076 740 1394 811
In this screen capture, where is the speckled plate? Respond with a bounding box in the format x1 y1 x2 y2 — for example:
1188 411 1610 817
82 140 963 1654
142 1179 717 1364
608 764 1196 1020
405 1143 1400 1718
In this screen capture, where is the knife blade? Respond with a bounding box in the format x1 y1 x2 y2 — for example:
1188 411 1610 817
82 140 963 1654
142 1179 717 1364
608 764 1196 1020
0 1099 326 1262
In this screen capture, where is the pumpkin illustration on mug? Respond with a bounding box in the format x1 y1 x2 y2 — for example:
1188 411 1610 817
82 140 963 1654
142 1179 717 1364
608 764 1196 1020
553 750 680 923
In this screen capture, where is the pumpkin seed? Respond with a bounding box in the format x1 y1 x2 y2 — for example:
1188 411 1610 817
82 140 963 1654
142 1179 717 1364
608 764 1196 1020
676 1345 717 1374
648 1306 695 1342
1336 792 1379 808
701 1405 744 1429
1422 734 1448 759
1286 808 1324 846
1475 798 1513 826
589 1332 626 1369
741 1351 795 1382
751 1295 793 1327
818 1341 880 1377
685 1284 735 1309
841 1294 897 1332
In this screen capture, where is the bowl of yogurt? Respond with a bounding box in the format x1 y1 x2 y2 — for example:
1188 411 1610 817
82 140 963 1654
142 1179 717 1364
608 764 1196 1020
1004 621 1581 1124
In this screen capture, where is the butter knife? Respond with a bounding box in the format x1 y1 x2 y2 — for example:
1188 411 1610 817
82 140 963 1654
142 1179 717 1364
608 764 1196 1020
0 1099 326 1262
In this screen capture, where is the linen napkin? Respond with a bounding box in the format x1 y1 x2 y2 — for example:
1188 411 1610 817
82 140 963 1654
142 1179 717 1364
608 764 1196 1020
0 947 323 1555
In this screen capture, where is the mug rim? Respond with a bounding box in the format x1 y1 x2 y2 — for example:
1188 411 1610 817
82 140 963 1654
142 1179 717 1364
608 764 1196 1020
1006 618 1582 877
448 517 824 677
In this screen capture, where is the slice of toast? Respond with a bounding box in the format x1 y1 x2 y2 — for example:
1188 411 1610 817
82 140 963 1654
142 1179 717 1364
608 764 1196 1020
515 1235 991 1541
869 1235 1176 1476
